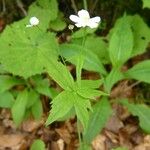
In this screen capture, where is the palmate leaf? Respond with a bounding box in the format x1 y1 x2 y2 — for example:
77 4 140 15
0 20 58 78
121 99 150 133
109 15 133 68
124 60 150 83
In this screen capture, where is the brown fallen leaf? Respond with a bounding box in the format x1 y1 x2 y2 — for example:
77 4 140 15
0 134 25 149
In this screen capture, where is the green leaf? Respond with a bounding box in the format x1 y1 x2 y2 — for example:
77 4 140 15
0 91 14 108
45 59 74 90
0 21 58 78
45 91 74 126
109 15 133 68
83 97 112 144
104 68 124 93
0 75 24 93
124 60 150 83
11 89 28 126
33 76 52 98
74 93 91 129
31 99 43 120
121 100 150 133
84 36 109 64
128 15 150 56
37 0 58 21
30 139 45 150
72 27 96 39
27 89 39 108
80 79 103 89
60 44 107 75
49 13 66 31
142 0 150 8
77 88 108 100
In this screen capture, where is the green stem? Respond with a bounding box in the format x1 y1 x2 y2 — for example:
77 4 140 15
83 0 87 10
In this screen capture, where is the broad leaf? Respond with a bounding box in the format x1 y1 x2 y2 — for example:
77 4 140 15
11 89 28 126
121 100 150 133
142 0 150 8
109 15 133 68
0 21 58 78
60 44 107 75
129 15 150 56
0 91 14 108
83 97 112 144
124 60 150 83
30 139 45 150
0 75 24 93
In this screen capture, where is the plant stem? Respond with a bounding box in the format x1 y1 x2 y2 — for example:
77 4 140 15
83 0 88 10
71 0 78 13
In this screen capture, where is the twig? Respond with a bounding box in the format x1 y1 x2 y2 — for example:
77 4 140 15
2 0 6 12
71 0 78 13
124 81 141 92
16 0 27 16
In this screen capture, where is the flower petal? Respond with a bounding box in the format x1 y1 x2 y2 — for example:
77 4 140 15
87 20 99 28
90 16 101 23
75 23 82 28
69 15 80 23
78 9 90 19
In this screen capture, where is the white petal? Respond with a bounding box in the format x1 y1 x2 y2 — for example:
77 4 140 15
78 9 90 19
75 23 82 28
90 16 101 23
87 21 99 28
69 15 80 23
30 17 39 26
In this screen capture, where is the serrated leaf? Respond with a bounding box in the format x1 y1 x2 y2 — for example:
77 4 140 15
74 93 91 129
31 99 43 120
0 21 58 78
109 15 133 67
60 44 107 75
128 15 150 56
77 88 108 100
0 75 24 93
0 91 14 108
83 97 112 143
45 91 74 126
80 79 103 89
11 89 28 126
30 139 45 150
142 0 150 8
45 58 74 90
124 60 150 83
104 68 124 93
121 100 150 133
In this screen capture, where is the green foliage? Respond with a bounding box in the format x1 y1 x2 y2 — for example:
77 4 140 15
60 43 107 75
0 91 14 108
128 15 150 56
121 100 150 133
0 75 24 93
11 89 28 126
109 15 133 68
142 0 150 8
124 60 150 83
30 139 45 150
83 97 112 144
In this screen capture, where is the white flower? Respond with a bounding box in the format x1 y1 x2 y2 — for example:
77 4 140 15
69 9 101 28
26 17 39 28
